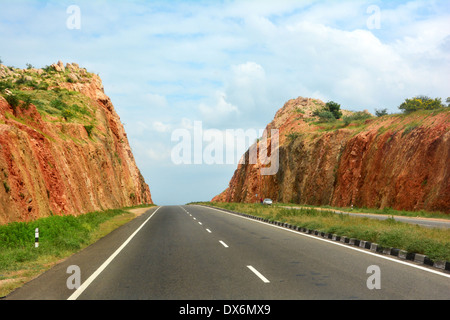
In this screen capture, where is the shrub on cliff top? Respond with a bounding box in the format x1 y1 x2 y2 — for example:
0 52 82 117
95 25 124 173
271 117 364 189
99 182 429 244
375 108 389 117
313 100 343 122
399 96 445 113
315 110 336 123
325 101 343 119
343 111 373 126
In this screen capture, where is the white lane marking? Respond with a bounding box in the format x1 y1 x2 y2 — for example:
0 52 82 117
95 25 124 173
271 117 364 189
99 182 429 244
247 266 270 283
193 205 450 279
67 206 162 300
193 217 196 220
219 241 229 248
198 222 203 225
206 229 212 233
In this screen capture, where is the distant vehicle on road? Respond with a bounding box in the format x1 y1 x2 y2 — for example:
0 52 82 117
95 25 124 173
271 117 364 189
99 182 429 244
263 199 273 205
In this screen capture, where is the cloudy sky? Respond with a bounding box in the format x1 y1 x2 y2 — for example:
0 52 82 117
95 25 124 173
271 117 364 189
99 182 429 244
1 0 449 205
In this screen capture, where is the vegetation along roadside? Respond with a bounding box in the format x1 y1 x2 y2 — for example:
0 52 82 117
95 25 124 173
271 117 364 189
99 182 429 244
0 204 155 298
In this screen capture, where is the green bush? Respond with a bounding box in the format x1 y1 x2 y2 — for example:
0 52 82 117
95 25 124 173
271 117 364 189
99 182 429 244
313 100 343 122
315 110 336 122
50 98 68 111
84 125 94 137
399 96 444 113
62 109 74 120
286 132 302 141
0 80 14 92
2 181 10 193
375 108 388 117
326 101 343 119
36 81 49 91
5 94 20 111
343 111 373 126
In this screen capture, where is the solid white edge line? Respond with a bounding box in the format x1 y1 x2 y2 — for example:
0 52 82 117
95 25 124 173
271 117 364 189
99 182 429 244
67 206 162 300
219 240 229 248
193 205 450 279
247 266 270 283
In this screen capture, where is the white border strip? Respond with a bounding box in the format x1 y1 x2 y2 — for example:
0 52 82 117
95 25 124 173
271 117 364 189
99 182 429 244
67 206 162 300
195 205 450 279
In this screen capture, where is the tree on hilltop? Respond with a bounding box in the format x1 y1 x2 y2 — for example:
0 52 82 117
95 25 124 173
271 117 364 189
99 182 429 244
313 100 343 122
325 101 343 119
375 108 388 117
399 96 444 113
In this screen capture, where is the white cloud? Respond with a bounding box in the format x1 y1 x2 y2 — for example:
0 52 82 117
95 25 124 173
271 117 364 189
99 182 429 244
152 121 171 133
198 91 240 128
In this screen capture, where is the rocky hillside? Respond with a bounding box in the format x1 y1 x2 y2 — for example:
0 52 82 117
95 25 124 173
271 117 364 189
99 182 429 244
0 61 153 225
213 97 450 214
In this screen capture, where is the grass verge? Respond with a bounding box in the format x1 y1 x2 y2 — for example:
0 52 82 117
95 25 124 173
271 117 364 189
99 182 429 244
0 205 155 297
197 202 450 263
278 203 450 220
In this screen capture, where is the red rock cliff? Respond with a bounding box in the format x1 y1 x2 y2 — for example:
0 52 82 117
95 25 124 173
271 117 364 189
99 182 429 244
0 62 152 225
213 97 450 214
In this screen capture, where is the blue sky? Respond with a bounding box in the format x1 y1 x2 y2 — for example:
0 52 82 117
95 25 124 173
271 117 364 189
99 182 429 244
1 0 449 205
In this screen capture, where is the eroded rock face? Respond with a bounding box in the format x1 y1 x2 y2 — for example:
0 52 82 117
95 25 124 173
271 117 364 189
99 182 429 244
0 62 152 224
213 97 450 214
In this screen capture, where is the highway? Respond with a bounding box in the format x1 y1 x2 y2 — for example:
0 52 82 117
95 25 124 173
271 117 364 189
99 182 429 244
5 205 450 300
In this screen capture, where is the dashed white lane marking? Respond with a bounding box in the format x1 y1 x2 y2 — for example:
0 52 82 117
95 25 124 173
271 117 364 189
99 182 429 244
184 206 269 285
196 205 450 279
247 266 270 283
219 241 229 248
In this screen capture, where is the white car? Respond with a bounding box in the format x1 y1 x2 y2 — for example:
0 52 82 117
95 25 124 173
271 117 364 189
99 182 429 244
263 198 273 205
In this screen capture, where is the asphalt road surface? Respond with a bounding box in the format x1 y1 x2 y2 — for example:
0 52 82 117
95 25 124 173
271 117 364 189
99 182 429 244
5 205 450 300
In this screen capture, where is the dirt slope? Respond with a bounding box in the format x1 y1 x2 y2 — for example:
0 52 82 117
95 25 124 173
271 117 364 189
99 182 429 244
0 62 152 224
213 97 450 213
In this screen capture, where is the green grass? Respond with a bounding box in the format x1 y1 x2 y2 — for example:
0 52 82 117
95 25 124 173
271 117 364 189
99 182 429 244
0 86 98 146
0 66 97 126
196 202 450 262
0 205 155 297
278 203 450 220
29 89 96 122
